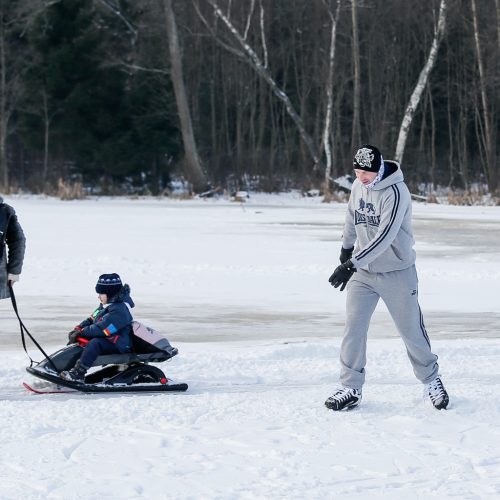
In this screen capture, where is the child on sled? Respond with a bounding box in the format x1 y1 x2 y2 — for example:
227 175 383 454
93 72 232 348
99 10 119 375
60 273 134 382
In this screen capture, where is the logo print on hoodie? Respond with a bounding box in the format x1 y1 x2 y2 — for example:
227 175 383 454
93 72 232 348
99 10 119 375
355 198 381 227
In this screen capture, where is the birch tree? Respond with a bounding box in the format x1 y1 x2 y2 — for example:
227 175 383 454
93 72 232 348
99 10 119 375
321 0 342 196
199 0 321 167
394 0 447 164
350 0 361 149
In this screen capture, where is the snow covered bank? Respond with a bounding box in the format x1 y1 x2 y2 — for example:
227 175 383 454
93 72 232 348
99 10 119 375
1 337 500 499
1 195 500 345
1 195 500 498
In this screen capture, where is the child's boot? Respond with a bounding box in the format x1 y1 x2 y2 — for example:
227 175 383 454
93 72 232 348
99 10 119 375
60 361 88 382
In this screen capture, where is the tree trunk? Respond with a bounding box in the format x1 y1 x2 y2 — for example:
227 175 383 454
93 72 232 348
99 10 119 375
496 0 500 55
471 0 497 192
322 0 342 196
445 46 456 189
162 0 207 192
428 84 436 189
204 0 321 167
395 0 447 164
0 17 8 190
42 90 50 185
350 0 361 149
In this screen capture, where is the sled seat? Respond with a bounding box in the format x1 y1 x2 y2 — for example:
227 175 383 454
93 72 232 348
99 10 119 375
93 348 178 367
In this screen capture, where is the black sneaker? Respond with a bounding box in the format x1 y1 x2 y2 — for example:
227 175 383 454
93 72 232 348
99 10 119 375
60 362 87 382
325 387 362 411
426 376 449 410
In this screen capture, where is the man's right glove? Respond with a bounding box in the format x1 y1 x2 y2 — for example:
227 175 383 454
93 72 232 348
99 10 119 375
328 260 356 291
339 247 354 264
67 326 84 345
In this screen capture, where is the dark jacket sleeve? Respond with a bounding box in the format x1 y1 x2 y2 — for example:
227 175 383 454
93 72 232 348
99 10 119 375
77 306 102 329
82 303 132 339
5 208 26 275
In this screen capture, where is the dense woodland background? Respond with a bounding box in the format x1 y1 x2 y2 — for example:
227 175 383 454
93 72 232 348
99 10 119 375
0 0 498 197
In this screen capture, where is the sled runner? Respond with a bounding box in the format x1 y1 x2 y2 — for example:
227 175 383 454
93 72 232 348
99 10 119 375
25 321 188 394
23 381 78 394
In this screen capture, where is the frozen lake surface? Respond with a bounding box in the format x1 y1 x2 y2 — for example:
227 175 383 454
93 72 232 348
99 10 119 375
1 195 499 346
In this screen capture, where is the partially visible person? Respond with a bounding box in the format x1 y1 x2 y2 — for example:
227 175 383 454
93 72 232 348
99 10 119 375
60 273 134 382
0 196 26 300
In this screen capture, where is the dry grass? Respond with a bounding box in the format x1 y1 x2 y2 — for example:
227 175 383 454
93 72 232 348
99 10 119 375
425 193 439 204
446 191 488 206
322 190 350 203
57 178 84 200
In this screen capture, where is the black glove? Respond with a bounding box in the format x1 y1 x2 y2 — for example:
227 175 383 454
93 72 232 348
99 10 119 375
339 247 354 264
328 260 356 291
67 328 83 345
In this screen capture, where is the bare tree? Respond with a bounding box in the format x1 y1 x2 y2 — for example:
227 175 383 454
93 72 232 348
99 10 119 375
0 0 496 195
0 13 10 189
199 0 321 167
0 4 23 189
162 0 207 192
471 0 497 191
96 0 138 41
0 0 61 190
321 0 342 196
496 0 500 55
350 0 360 149
394 0 447 164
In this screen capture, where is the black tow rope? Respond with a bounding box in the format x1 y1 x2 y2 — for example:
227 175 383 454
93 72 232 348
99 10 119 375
9 282 59 373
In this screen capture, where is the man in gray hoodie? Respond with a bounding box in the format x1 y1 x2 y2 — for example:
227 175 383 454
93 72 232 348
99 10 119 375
0 196 26 300
326 145 449 411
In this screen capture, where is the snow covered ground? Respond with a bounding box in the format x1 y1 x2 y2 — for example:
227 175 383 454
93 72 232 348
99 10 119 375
1 194 500 499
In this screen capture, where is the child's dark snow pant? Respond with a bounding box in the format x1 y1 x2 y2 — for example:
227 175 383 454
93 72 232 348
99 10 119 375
79 338 130 369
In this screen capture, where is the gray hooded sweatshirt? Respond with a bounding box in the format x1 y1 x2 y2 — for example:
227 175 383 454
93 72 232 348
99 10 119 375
342 160 416 273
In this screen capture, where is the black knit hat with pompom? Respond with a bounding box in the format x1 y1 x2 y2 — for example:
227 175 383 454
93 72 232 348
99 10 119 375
95 273 122 297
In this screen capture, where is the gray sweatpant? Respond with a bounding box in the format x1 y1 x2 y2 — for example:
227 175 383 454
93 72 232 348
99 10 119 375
339 265 439 390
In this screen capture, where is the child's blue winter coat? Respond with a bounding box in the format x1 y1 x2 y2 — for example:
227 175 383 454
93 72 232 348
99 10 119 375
77 284 134 352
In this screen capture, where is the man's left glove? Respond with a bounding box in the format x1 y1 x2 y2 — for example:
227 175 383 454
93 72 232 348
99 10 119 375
328 260 356 291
